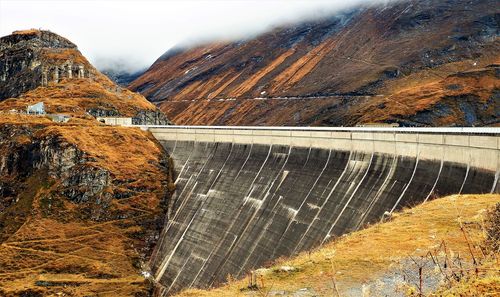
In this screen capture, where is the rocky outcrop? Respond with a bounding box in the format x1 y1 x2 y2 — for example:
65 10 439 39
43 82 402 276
0 121 174 295
0 30 76 50
102 68 146 87
0 29 172 296
132 110 173 125
61 166 111 204
0 124 109 204
86 107 121 118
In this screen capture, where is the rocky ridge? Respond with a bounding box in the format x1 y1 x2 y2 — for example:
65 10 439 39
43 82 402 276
102 68 146 87
0 117 173 297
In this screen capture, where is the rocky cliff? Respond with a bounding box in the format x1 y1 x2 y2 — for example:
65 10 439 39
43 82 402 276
130 0 499 127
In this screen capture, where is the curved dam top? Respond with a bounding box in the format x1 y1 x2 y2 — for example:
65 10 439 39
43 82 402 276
143 126 499 296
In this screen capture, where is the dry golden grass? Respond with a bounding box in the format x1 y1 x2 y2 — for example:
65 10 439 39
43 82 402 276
173 194 500 297
159 64 499 127
1 41 155 121
0 173 153 296
0 187 157 295
357 65 499 125
39 125 162 180
231 49 295 97
0 35 169 295
0 114 54 125
12 29 40 35
435 273 500 297
40 48 89 65
0 77 155 119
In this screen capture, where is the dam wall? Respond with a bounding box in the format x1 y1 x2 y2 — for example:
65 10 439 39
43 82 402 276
145 126 500 295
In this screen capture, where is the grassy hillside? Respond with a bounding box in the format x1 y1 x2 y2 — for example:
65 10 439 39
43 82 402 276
0 29 160 121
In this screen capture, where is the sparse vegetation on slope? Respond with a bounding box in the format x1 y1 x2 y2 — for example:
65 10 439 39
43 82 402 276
0 29 170 125
0 77 156 118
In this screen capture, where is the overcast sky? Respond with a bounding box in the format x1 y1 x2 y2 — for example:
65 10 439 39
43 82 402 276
0 0 391 72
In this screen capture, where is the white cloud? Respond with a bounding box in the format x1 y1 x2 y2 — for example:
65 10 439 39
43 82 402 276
0 0 394 72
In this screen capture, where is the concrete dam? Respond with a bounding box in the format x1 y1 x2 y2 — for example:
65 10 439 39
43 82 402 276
144 126 500 295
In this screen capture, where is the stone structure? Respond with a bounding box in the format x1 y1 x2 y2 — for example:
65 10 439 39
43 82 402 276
66 63 72 79
78 65 85 78
145 126 499 295
53 66 59 83
47 114 70 123
96 117 133 126
41 66 48 86
47 63 87 84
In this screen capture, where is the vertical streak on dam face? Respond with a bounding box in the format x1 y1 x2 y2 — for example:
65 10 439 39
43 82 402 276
147 127 500 295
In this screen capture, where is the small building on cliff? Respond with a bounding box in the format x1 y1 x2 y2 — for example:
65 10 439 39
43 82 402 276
26 102 45 115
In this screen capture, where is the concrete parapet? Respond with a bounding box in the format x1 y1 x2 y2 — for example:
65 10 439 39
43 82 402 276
149 127 499 172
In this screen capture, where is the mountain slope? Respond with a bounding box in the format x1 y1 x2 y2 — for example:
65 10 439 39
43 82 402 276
0 29 170 124
102 68 146 87
130 0 499 126
0 119 172 297
0 30 174 296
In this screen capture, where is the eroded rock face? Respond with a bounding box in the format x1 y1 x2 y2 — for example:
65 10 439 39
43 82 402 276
132 110 173 125
0 30 76 51
0 29 173 296
86 107 121 117
61 166 111 204
0 125 109 204
0 29 173 126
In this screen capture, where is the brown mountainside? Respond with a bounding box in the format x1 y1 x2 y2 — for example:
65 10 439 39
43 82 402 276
0 117 173 296
130 0 499 126
0 30 173 296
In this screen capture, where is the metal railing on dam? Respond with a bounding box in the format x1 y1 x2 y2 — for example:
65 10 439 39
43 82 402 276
141 126 499 296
